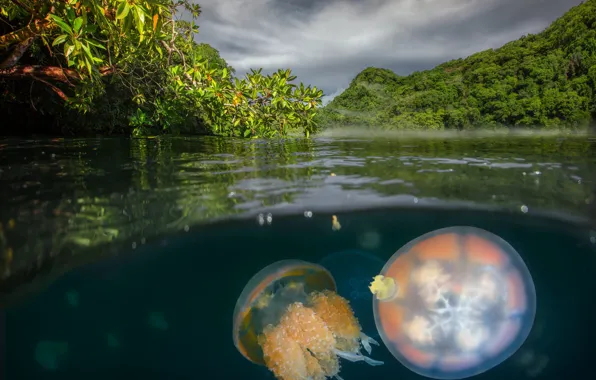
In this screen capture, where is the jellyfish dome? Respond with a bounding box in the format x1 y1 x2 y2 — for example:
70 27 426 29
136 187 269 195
319 250 385 337
369 226 536 379
233 259 383 380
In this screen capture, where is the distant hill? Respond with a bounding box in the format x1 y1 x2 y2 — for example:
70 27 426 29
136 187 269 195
317 0 596 130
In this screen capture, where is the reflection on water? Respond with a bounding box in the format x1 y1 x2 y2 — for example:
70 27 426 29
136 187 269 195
0 134 595 305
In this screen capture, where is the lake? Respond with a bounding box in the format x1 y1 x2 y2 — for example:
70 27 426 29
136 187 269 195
1 133 595 380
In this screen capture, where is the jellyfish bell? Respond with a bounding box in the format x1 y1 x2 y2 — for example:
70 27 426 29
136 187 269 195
369 226 536 380
233 259 383 380
232 260 335 366
319 250 385 337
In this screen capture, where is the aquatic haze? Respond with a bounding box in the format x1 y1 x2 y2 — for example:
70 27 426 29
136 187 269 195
316 127 596 139
0 132 594 306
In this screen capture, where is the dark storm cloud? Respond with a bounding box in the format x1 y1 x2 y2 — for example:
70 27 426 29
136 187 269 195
191 0 584 103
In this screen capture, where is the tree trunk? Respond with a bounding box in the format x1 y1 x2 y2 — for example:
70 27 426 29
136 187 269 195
0 37 36 69
0 65 81 83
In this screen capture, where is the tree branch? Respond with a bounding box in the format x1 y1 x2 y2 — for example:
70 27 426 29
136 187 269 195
32 76 69 101
0 36 35 68
10 0 34 13
160 40 185 68
0 65 115 83
0 65 81 83
0 18 52 49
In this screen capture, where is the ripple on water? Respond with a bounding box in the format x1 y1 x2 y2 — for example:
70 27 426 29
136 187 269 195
0 134 593 290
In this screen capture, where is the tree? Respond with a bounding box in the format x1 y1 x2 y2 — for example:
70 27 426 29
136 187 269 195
318 0 596 131
0 0 323 137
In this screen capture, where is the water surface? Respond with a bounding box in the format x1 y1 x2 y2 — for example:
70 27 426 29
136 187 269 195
1 133 595 379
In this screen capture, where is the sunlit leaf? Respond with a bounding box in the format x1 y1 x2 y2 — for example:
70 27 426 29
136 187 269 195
136 6 146 25
73 16 84 34
84 57 92 75
52 34 69 46
64 44 75 57
81 43 94 61
116 2 130 20
49 14 73 35
85 39 106 50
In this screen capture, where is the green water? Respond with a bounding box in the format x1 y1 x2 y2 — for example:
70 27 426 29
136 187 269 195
1 134 595 379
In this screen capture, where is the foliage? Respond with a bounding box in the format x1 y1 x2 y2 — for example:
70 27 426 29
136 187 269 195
0 0 323 137
317 0 596 131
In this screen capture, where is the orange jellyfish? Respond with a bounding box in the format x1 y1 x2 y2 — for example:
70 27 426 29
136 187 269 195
233 260 383 380
369 226 536 379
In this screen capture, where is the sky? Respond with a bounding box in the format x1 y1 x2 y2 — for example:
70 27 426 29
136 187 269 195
191 0 584 104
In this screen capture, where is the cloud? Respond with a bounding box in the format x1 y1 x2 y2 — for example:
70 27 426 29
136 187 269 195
322 87 346 106
191 0 583 96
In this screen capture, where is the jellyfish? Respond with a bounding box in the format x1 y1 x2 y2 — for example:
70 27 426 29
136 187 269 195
369 226 536 379
106 333 120 348
147 311 169 331
319 250 385 337
64 290 79 307
233 260 383 380
34 340 69 371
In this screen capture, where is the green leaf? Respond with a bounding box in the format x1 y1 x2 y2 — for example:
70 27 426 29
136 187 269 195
84 24 98 34
85 38 106 50
52 34 69 46
64 44 75 58
66 7 76 22
132 6 145 41
73 16 84 34
49 14 73 35
81 43 94 61
116 2 130 20
243 129 251 137
84 57 92 75
136 6 146 25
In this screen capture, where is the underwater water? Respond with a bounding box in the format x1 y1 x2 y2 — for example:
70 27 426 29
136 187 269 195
0 133 595 379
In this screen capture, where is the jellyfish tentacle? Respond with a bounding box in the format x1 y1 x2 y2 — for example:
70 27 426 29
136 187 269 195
359 332 379 355
333 349 384 366
361 340 372 355
362 333 379 345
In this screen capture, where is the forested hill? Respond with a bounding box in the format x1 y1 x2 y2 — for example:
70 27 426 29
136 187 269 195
317 0 596 130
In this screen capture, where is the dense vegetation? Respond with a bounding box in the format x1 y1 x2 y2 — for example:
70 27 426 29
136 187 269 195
0 0 323 137
2 1 595 136
317 0 596 131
